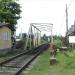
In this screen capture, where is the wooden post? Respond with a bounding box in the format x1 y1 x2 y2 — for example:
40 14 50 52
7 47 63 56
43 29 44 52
50 25 57 65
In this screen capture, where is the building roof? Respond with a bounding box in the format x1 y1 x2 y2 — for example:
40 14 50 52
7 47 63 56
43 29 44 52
0 22 11 30
0 22 9 27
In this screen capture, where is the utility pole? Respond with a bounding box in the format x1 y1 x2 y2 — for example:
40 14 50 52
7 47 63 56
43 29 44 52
66 4 69 46
66 4 68 36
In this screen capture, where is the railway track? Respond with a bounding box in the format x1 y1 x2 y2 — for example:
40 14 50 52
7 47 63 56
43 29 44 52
0 44 49 75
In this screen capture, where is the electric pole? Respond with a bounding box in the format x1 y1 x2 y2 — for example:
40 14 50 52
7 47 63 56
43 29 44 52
66 4 68 36
66 4 69 46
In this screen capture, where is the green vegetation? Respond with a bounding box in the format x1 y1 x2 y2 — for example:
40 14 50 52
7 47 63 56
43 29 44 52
53 37 62 47
54 38 62 47
21 50 75 75
0 0 21 32
0 51 16 62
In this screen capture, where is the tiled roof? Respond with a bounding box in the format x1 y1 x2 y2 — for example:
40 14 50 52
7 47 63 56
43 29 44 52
0 22 12 30
0 22 9 26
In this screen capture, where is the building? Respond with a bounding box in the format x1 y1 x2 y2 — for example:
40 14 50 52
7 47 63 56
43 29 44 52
67 21 75 36
67 21 75 48
0 23 12 50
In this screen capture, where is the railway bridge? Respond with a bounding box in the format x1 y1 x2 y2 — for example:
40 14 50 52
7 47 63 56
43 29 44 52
24 23 53 50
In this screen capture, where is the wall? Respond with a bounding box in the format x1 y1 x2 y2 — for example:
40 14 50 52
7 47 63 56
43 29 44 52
0 27 12 49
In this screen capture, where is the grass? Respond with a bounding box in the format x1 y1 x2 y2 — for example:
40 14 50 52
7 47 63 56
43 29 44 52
0 54 16 63
21 50 75 75
53 38 62 47
0 50 19 62
21 50 50 75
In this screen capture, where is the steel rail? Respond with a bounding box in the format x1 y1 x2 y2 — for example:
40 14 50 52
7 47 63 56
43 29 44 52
0 50 32 66
15 44 49 75
0 44 49 75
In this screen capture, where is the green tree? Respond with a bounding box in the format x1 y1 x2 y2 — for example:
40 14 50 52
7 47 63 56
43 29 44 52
0 0 21 33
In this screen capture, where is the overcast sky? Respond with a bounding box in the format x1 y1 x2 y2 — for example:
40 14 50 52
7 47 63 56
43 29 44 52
16 0 75 36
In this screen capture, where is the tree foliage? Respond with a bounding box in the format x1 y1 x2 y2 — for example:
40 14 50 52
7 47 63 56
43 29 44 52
0 0 21 32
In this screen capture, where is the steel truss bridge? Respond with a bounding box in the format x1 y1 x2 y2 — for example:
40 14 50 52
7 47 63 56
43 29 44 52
24 23 53 49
